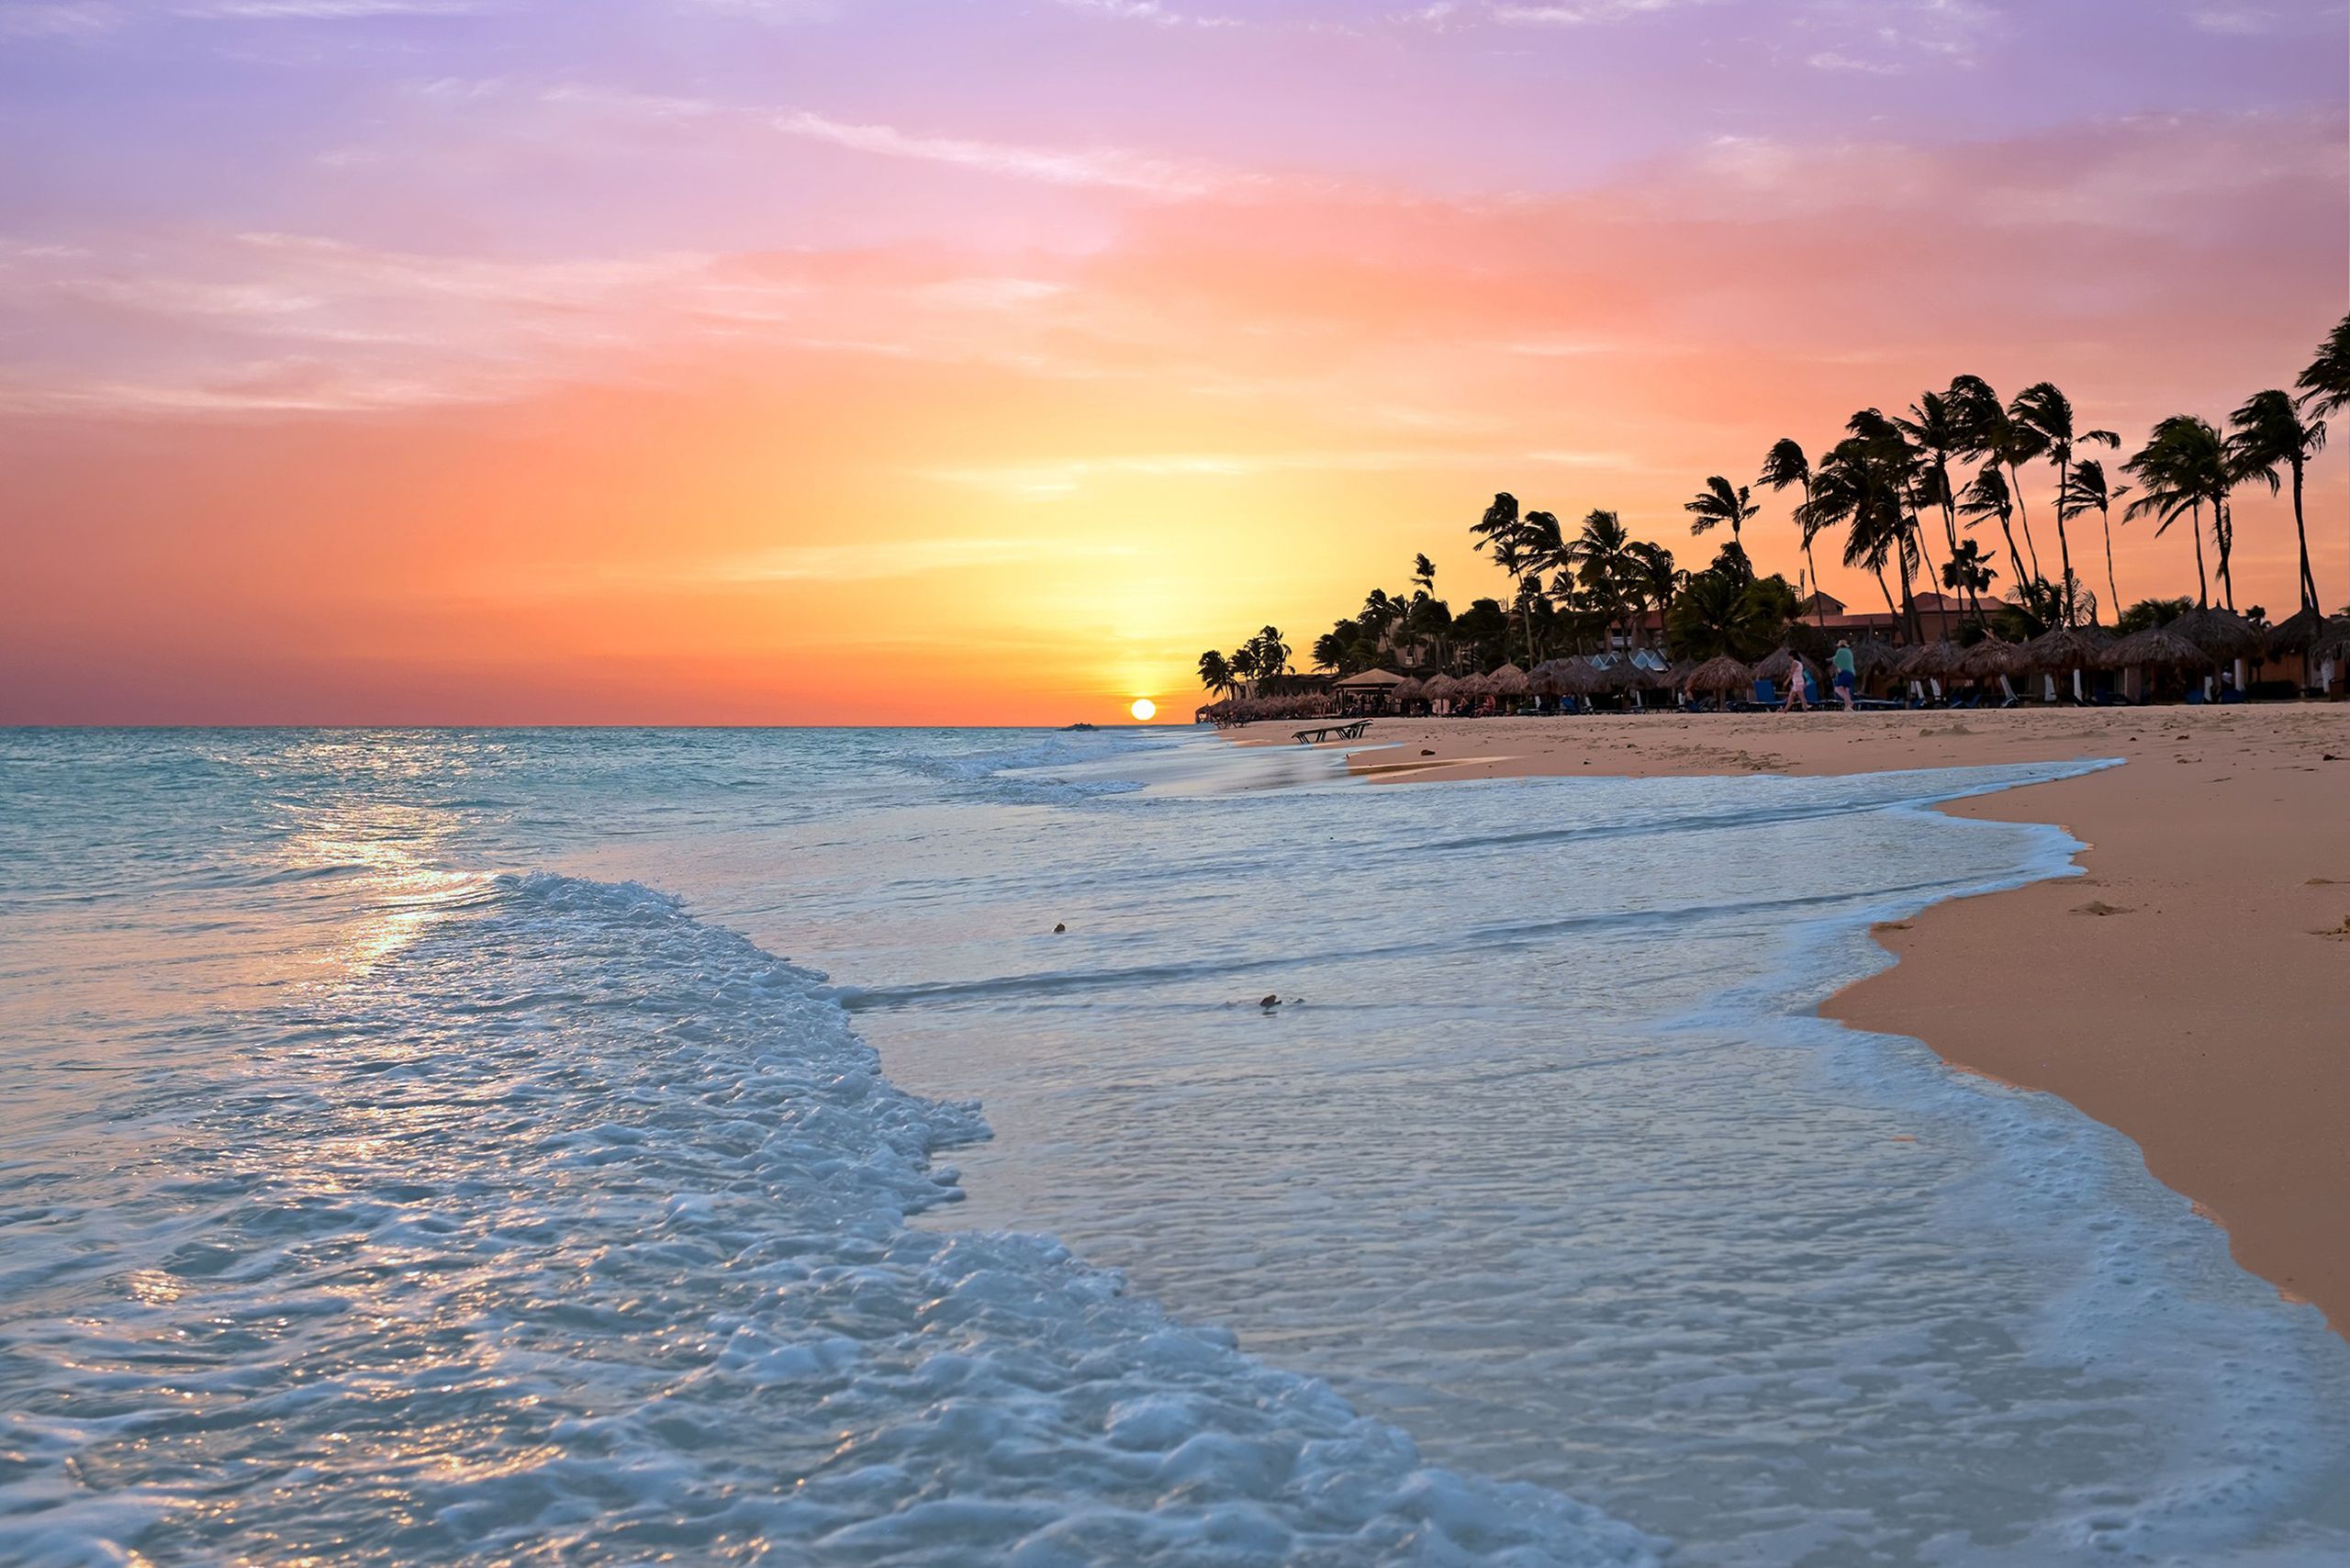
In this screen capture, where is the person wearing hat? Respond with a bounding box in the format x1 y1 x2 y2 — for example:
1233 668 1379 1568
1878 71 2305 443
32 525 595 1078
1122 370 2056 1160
1831 638 1857 711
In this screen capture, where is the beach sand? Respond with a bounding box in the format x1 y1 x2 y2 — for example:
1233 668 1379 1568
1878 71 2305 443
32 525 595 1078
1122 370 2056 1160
1235 705 2350 1332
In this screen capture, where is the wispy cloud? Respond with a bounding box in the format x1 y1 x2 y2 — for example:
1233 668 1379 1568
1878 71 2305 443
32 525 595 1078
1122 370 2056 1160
772 109 1241 198
185 0 482 17
0 1 119 36
1490 0 1697 24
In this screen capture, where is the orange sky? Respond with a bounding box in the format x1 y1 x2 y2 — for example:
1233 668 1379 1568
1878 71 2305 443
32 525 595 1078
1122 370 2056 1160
4 4 2344 724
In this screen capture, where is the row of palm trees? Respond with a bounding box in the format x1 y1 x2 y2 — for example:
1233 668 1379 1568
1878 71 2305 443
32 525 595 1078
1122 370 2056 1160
1195 626 1292 700
1467 313 2346 657
1198 314 2348 695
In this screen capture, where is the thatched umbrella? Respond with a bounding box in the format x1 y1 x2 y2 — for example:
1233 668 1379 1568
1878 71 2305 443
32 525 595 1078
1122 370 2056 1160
1847 637 1899 678
2264 606 2329 657
1684 655 1753 695
1901 640 1965 681
1422 672 1460 710
1393 676 1427 707
1453 671 1495 707
2103 625 2212 672
2020 626 2109 673
1558 657 1608 698
1959 636 2020 681
2311 619 2350 665
2165 606 2264 662
1488 663 1529 699
1752 646 1805 683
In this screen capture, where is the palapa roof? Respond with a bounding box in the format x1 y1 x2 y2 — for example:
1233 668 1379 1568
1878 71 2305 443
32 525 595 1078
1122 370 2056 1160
2019 626 2109 672
1331 667 1406 689
2165 606 2265 659
1453 671 1494 698
1958 637 2019 679
1684 655 1753 692
2311 620 2350 664
2264 606 2330 655
1752 647 1805 681
1845 636 1899 676
1556 657 1610 695
1898 640 1965 679
1393 675 1427 699
1422 672 1460 698
2103 625 2212 671
1488 663 1530 696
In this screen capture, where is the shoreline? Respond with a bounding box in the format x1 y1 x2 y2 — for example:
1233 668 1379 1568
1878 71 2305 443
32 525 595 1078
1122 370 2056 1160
1227 706 2350 1334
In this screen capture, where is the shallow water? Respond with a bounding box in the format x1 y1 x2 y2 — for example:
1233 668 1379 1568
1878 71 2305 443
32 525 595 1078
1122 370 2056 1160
4 727 2347 1565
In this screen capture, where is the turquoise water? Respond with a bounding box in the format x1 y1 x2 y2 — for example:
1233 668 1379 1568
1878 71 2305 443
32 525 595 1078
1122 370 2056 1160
3 728 2346 1565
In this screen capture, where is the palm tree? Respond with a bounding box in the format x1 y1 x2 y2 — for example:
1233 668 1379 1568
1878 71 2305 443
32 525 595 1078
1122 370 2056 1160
1565 509 1639 652
1949 375 2048 585
1804 438 1909 628
1956 461 2027 599
1666 569 1784 662
1757 438 1824 624
1848 409 1945 637
1625 541 1683 647
1684 476 1760 579
1488 533 1538 664
2123 415 2230 610
1941 539 1998 622
2299 312 2350 417
1226 642 1262 694
2228 389 2328 614
1248 625 1292 679
1897 391 1972 592
2057 459 2129 624
2009 382 2119 627
1411 554 1438 596
1196 649 1236 698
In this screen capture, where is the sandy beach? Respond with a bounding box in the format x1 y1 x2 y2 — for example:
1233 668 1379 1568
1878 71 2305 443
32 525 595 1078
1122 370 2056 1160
1237 705 2350 1333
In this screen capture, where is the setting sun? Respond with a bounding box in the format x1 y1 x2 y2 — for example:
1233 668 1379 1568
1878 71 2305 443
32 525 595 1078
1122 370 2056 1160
1129 699 1157 722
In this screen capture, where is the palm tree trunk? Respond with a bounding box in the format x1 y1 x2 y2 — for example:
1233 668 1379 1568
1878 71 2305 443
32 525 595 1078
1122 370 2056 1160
2216 499 2236 611
2099 503 2121 626
1874 566 1900 626
2290 458 2317 613
1910 515 1951 639
1993 512 2028 604
2189 501 2209 609
2053 457 2076 627
2008 461 2044 584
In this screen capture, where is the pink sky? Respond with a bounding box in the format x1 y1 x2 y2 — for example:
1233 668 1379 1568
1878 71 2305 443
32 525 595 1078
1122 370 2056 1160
3 0 2344 723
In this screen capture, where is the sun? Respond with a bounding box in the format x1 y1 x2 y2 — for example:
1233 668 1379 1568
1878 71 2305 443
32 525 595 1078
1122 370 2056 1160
1129 698 1157 722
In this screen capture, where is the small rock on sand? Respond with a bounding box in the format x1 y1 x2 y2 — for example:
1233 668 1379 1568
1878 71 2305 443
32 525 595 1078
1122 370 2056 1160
2075 900 2132 916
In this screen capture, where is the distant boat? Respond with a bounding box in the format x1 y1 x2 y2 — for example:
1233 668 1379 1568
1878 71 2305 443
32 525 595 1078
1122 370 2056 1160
1063 722 1098 732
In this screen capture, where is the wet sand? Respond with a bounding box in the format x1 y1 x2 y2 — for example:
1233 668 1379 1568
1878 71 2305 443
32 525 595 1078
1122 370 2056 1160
1233 706 2350 1331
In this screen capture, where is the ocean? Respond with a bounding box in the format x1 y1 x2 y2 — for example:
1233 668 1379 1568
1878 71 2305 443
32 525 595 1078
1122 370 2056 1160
4 726 2346 1566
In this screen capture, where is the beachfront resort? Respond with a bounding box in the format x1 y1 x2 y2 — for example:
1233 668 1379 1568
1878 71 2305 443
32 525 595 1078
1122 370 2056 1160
1199 317 2350 724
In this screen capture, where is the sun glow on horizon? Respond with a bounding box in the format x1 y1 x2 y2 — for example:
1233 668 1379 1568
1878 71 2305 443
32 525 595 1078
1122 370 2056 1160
1130 698 1157 722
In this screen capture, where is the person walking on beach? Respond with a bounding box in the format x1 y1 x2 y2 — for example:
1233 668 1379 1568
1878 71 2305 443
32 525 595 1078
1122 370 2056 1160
1831 640 1857 711
1781 658 1811 712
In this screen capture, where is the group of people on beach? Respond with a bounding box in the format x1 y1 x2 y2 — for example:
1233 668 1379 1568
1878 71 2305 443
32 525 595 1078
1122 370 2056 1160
1777 640 1859 713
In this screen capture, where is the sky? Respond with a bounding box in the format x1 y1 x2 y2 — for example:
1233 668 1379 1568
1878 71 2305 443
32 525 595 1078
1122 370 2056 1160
2 0 2344 724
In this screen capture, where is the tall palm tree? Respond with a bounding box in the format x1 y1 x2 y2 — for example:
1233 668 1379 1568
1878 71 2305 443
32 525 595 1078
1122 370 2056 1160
1804 438 1909 627
1956 460 2027 599
1196 649 1236 698
1226 643 1262 694
1684 476 1760 579
1624 540 1682 649
1848 409 1945 637
1411 554 1438 597
2228 389 2328 614
2009 382 2119 627
1565 509 1639 652
1949 375 2049 585
2123 415 2230 610
1896 391 1969 568
2057 459 2129 624
2299 312 2350 417
1757 438 1824 624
